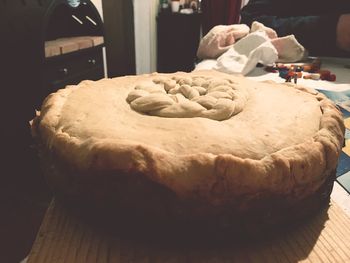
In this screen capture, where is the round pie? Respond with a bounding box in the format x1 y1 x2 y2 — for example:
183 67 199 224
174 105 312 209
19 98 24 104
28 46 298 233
31 70 345 234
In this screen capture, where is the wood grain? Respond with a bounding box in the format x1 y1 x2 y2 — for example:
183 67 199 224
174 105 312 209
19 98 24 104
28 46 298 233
27 200 350 263
44 36 104 58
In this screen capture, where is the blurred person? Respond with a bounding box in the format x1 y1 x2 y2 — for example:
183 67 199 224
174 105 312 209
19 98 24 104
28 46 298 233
240 0 350 56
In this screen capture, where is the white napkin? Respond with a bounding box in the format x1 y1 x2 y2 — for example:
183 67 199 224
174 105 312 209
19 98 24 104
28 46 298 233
196 24 250 59
271 35 307 63
214 31 278 75
195 22 307 75
251 21 278 39
196 31 278 75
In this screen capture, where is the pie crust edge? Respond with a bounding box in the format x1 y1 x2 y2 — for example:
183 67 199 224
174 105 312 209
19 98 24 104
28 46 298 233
31 72 345 209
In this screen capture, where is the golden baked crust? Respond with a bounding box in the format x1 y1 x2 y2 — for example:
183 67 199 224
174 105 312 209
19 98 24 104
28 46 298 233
31 70 344 221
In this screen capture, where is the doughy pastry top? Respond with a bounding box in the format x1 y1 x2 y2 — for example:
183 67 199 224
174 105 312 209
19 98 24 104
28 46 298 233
32 70 344 200
38 71 322 160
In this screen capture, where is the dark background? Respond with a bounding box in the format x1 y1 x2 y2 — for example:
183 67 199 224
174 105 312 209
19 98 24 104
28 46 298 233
0 0 135 262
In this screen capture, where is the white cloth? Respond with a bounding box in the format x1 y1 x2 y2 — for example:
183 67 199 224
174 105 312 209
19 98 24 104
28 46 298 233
271 35 307 63
250 21 278 39
196 24 250 59
197 31 278 75
195 22 307 75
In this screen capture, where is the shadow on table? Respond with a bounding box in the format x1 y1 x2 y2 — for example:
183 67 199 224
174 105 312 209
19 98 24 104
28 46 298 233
28 198 331 263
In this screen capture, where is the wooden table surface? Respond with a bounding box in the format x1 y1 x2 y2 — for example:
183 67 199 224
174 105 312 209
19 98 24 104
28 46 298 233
27 196 350 263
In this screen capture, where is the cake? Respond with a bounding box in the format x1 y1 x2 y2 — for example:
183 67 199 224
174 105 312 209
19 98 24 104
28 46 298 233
31 70 345 236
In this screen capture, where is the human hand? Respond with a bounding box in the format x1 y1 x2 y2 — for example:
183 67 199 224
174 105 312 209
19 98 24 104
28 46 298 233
336 14 350 52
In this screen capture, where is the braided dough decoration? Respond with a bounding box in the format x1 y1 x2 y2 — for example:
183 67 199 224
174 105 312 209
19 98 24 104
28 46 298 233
127 75 249 121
